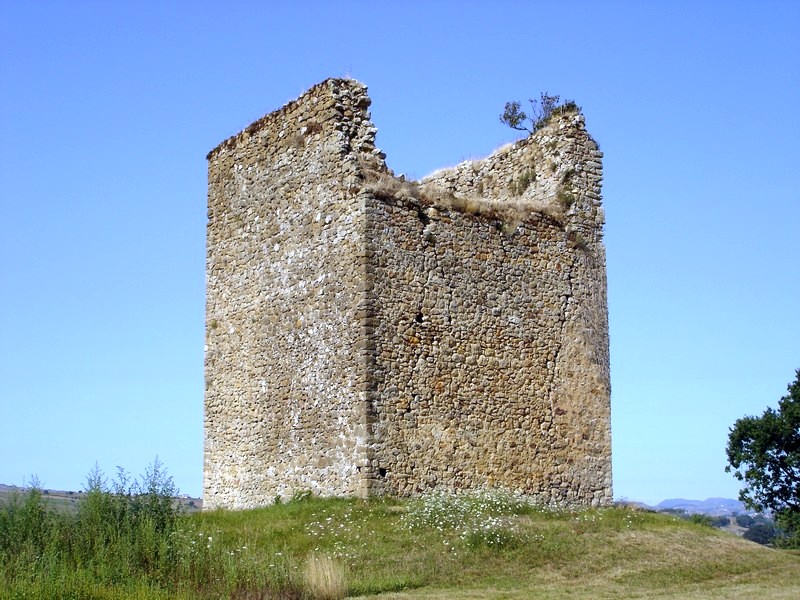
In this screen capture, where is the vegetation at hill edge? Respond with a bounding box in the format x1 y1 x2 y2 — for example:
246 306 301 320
727 368 800 548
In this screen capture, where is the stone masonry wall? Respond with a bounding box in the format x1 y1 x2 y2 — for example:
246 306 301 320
204 79 381 509
361 116 611 505
204 78 611 509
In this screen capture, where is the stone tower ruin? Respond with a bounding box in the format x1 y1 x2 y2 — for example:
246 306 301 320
203 78 611 509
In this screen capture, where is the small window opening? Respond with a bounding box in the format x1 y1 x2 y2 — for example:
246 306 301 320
415 312 423 324
378 467 388 478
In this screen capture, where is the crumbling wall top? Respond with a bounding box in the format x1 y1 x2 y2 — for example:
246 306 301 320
206 78 374 160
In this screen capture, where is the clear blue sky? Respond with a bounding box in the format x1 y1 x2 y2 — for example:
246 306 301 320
1 1 797 506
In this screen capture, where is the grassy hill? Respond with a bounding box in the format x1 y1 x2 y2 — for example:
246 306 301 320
2 489 799 599
195 495 800 599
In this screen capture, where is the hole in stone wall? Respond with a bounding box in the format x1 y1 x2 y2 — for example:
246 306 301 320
378 468 387 478
415 312 424 323
417 209 430 226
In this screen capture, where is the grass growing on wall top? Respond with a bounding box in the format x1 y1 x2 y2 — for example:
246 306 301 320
2 478 800 599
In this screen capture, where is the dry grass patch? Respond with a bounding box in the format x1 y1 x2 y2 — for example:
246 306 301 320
357 152 566 233
361 169 565 235
304 553 346 599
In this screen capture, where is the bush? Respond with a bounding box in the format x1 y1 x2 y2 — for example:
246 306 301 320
0 480 63 576
70 459 182 583
500 92 580 134
0 460 197 593
688 514 714 527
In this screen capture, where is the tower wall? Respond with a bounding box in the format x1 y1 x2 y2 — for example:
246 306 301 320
361 114 611 504
204 80 378 508
203 79 612 509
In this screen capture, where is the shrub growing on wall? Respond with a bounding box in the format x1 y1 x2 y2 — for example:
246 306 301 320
500 92 580 134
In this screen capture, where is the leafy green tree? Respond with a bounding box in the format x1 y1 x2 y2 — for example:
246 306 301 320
735 514 755 528
726 369 800 547
743 522 777 545
710 515 730 528
500 100 530 133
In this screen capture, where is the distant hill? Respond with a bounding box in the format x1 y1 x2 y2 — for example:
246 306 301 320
655 497 751 516
0 483 202 513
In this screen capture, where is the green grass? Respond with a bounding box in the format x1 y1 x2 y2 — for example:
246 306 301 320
2 482 799 600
